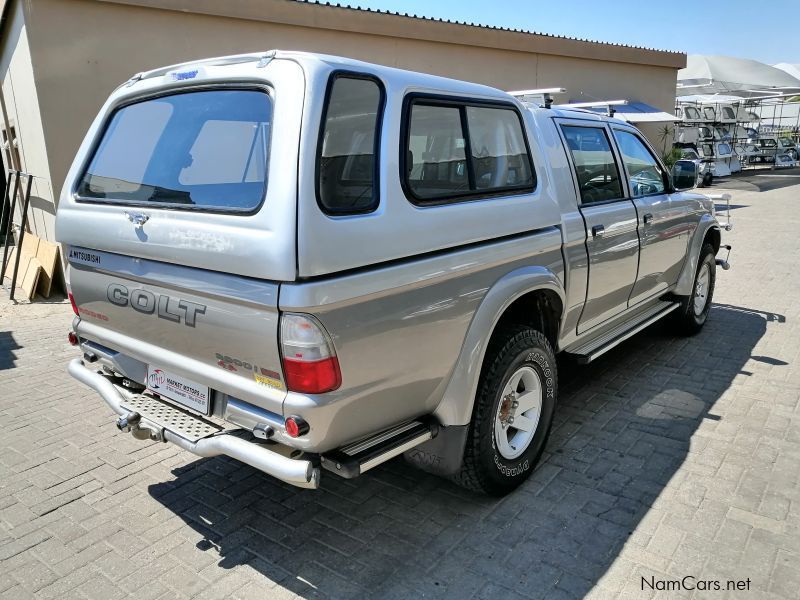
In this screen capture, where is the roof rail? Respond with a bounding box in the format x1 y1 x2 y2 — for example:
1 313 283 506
553 99 628 117
508 87 567 108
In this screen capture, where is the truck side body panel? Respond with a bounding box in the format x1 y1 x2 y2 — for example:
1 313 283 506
280 230 564 450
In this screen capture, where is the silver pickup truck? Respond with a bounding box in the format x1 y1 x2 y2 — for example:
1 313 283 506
57 51 730 496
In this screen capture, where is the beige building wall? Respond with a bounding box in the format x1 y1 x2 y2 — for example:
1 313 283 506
2 0 684 246
0 0 55 242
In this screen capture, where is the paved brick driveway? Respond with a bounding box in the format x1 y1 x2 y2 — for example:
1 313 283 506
1 173 799 599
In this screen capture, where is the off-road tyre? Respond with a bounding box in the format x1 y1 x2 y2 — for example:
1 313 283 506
453 326 557 496
672 242 716 335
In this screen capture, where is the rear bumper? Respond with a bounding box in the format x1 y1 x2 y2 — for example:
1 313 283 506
68 358 320 489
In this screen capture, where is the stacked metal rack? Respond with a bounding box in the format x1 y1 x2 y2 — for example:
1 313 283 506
673 95 800 178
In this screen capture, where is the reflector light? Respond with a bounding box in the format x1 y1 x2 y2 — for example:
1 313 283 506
284 416 309 438
68 292 79 317
68 332 79 346
280 314 341 394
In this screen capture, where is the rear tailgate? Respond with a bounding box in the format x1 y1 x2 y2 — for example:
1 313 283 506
68 246 287 414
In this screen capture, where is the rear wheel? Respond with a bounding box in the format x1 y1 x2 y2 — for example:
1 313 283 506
454 326 557 496
672 242 716 335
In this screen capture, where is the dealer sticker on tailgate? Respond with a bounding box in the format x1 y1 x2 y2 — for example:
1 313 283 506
147 367 210 414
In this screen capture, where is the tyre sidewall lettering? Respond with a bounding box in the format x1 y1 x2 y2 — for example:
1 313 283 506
525 351 555 398
490 346 556 478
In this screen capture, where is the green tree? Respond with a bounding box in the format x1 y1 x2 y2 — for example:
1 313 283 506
657 124 682 168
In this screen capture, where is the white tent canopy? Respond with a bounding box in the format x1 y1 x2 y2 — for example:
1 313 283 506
676 94 749 104
678 55 800 96
774 63 800 81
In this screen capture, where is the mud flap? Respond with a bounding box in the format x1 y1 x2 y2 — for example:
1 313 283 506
403 424 469 476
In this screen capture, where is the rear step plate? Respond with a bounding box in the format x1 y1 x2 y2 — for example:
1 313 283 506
321 420 437 479
120 395 223 442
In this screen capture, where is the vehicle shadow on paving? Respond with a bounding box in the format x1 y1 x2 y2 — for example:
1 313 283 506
714 166 800 193
0 331 21 370
148 303 785 599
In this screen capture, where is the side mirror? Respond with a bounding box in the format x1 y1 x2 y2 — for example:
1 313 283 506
671 159 698 191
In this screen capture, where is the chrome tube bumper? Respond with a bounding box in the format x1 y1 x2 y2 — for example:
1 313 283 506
67 359 320 489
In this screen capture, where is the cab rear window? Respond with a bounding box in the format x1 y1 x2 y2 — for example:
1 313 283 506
77 89 272 212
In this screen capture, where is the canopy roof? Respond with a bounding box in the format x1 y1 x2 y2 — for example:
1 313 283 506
609 102 680 123
678 55 800 96
676 94 747 104
557 100 679 123
774 63 800 81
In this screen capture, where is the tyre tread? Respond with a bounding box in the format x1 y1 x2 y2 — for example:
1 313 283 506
453 326 553 494
672 242 716 336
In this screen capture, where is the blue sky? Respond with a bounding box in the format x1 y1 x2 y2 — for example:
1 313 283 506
312 0 799 65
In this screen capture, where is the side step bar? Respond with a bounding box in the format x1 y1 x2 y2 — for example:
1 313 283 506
567 302 680 365
321 420 438 479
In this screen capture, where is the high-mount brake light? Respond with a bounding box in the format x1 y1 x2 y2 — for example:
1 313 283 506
280 314 341 394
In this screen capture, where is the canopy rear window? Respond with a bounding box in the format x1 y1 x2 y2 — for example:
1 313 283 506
77 89 272 212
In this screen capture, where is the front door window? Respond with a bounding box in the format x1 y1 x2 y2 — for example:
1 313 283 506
613 131 665 197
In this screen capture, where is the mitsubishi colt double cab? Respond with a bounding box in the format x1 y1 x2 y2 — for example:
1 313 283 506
58 51 730 496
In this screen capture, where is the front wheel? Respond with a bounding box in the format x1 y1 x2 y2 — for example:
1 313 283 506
672 242 716 335
454 326 557 496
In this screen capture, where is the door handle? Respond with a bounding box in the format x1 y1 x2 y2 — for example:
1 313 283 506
643 213 654 225
591 224 605 238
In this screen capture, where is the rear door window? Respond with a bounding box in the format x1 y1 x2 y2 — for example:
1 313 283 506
560 125 623 204
77 89 272 212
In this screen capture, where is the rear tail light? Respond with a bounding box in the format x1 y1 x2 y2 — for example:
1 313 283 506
68 292 79 317
280 313 341 394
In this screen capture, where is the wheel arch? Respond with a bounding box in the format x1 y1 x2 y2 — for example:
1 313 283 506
675 216 720 296
705 226 721 254
433 266 565 426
